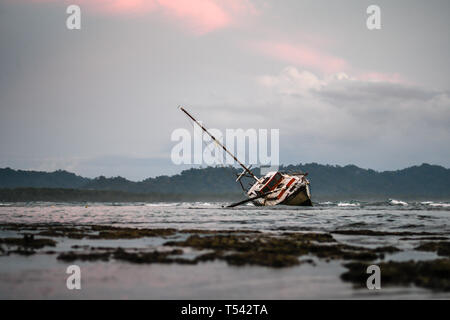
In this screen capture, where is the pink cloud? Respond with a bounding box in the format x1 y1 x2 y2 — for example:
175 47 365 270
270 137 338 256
255 41 348 74
157 0 230 34
22 0 157 14
359 72 404 84
102 0 157 15
22 0 257 34
253 41 406 83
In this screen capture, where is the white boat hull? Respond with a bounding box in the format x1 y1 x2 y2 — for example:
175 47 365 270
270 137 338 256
251 178 312 207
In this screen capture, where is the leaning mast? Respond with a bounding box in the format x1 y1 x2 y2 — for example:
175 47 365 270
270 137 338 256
179 106 260 182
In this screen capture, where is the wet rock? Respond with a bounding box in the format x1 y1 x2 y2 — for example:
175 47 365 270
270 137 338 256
371 246 401 254
1 224 180 240
90 246 119 251
56 247 186 264
7 248 36 256
400 237 449 241
195 251 224 262
112 248 185 264
57 251 111 262
37 226 86 239
165 233 386 267
300 258 316 266
89 226 177 239
0 235 56 249
179 229 260 235
304 243 380 261
165 234 260 252
415 242 450 257
1 223 39 231
341 259 450 291
282 232 336 243
40 225 178 239
332 230 439 236
1 223 261 240
71 245 90 250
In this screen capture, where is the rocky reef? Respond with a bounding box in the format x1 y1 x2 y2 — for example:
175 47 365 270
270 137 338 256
1 223 450 291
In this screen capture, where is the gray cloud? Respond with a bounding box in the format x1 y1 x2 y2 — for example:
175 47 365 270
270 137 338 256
258 67 450 169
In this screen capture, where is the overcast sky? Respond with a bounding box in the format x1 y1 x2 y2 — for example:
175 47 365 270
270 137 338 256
1 0 449 180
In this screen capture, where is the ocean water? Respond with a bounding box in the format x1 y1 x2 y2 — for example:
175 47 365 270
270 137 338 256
0 199 449 299
1 199 449 234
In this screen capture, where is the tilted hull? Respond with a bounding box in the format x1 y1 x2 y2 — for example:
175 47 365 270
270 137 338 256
251 179 312 207
281 184 312 206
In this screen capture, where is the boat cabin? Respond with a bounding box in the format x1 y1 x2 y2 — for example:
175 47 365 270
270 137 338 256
257 172 283 194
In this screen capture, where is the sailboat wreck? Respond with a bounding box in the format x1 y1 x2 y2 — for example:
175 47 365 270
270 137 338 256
179 107 312 207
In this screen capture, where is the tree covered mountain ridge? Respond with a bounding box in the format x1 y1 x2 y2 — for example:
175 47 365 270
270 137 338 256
0 163 449 198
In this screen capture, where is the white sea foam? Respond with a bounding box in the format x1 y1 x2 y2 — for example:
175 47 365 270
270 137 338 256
389 199 408 206
319 201 333 205
145 203 179 207
419 201 450 208
428 203 450 208
196 202 213 206
337 202 359 207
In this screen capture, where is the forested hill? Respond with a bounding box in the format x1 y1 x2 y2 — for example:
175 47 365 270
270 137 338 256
0 168 89 189
1 163 449 199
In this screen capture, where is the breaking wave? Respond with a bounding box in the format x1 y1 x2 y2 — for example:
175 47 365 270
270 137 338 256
314 200 450 209
418 201 450 208
337 202 360 207
144 203 180 207
389 199 408 206
428 202 450 208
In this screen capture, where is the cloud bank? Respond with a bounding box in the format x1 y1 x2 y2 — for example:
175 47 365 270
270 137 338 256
257 67 450 168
